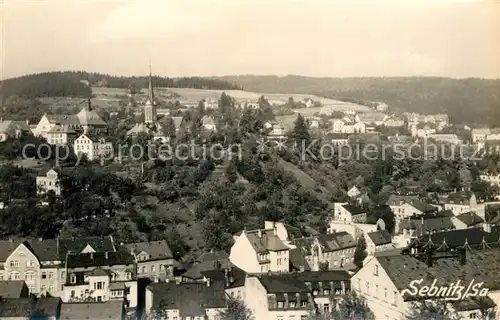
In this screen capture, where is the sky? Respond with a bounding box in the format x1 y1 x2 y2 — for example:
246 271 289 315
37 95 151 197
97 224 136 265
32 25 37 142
1 0 499 79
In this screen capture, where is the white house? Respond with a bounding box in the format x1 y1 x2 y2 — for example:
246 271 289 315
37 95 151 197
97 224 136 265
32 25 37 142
480 173 500 187
472 128 491 143
425 133 461 145
36 168 64 196
347 186 362 199
201 115 217 131
443 191 478 216
332 203 368 223
73 134 113 161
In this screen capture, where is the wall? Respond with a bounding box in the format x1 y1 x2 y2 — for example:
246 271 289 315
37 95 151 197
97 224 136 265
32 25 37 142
229 233 260 274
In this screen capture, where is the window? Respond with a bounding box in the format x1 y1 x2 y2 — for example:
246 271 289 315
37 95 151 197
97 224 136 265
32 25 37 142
323 304 330 313
312 290 319 296
95 282 103 290
25 271 36 281
151 265 155 273
126 272 131 280
10 260 19 268
289 301 296 308
26 260 34 267
366 281 370 294
41 272 47 279
374 265 379 276
142 266 146 274
277 258 281 265
49 285 54 293
71 274 76 284
160 264 164 271
277 317 284 320
41 285 46 292
393 291 398 304
97 296 102 302
277 301 284 308
469 312 477 319
384 288 388 300
0 272 3 280
323 289 330 296
375 284 379 296
71 290 75 298
9 271 20 280
49 271 54 279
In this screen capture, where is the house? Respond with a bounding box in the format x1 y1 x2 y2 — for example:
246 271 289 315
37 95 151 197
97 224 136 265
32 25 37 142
32 104 107 138
451 211 484 229
229 228 290 274
201 115 217 131
62 251 137 308
443 191 478 215
301 97 315 108
35 167 67 196
59 300 125 320
329 133 350 146
411 122 437 137
241 271 350 320
357 112 387 126
376 103 388 112
305 116 320 128
0 236 116 297
472 128 491 143
123 240 175 281
394 215 456 247
44 124 78 146
73 133 113 161
333 203 368 223
366 230 394 255
0 120 31 141
331 118 366 134
145 281 227 320
425 133 461 144
0 296 61 320
383 117 405 128
182 251 234 284
266 121 287 140
292 232 357 270
352 249 499 320
388 195 436 223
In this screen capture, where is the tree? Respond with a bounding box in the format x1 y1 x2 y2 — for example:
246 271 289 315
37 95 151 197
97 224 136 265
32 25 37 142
353 235 367 268
161 116 176 138
405 300 460 320
218 296 254 320
312 291 375 320
291 114 311 147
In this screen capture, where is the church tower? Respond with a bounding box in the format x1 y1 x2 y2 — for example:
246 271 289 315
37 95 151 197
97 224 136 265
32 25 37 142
144 64 157 124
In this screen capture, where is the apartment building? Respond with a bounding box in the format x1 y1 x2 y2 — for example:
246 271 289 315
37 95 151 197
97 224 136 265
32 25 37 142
35 167 68 196
388 195 436 222
451 211 484 229
0 237 115 297
472 128 491 144
425 133 461 145
443 191 478 215
45 124 78 146
365 230 394 255
123 240 175 281
292 232 357 271
332 203 368 223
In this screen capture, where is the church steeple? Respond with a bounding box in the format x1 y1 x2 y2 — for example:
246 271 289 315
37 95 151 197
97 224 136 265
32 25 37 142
147 62 155 106
144 63 157 124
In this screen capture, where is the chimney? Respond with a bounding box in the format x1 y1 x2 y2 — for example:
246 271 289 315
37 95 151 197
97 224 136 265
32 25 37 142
258 229 262 238
206 279 211 287
105 252 108 259
421 217 424 225
25 120 29 125
90 252 94 260
484 223 492 233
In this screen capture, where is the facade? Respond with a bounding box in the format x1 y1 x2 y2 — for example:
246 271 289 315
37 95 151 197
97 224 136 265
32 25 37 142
411 123 437 138
35 168 66 196
0 120 31 141
332 203 367 223
451 211 484 229
366 230 394 255
383 117 405 128
330 133 350 146
388 195 436 221
331 119 366 134
443 191 478 215
73 134 113 161
347 186 361 199
201 115 217 131
472 128 491 143
44 124 78 145
124 240 176 281
292 232 357 270
357 112 387 126
425 133 461 144
480 173 500 187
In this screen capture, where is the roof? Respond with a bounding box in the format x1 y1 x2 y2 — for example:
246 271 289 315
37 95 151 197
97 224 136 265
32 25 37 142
258 270 351 294
0 120 31 133
387 195 436 213
76 108 107 126
126 123 149 136
472 128 491 135
124 240 173 261
367 230 392 246
445 191 474 205
59 301 124 320
358 112 386 123
45 114 80 125
416 122 437 130
0 281 27 298
289 248 310 271
341 204 367 216
182 259 232 280
400 216 455 235
455 212 484 227
293 232 356 254
244 229 289 253
148 282 227 317
201 115 216 127
172 116 184 130
196 251 229 263
409 227 500 249
46 124 76 134
33 297 61 318
66 251 134 268
0 298 35 318
377 248 500 301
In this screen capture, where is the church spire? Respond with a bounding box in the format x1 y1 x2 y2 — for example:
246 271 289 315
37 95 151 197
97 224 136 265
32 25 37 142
148 62 155 105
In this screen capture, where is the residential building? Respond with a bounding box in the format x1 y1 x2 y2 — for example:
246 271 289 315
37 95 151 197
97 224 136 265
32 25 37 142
451 211 484 229
292 232 357 270
123 240 175 281
32 101 107 138
352 248 499 320
327 221 380 240
383 117 405 128
145 281 227 320
480 173 500 187
331 119 365 134
366 230 394 255
425 133 461 144
472 128 491 143
0 120 31 141
394 215 455 247
330 133 350 146
388 195 436 223
333 203 368 223
59 300 124 320
443 191 478 215
73 133 113 161
411 122 437 138
62 251 137 308
201 115 217 131
347 186 361 199
0 296 61 320
35 167 69 196
44 124 78 146
0 236 116 298
357 112 387 126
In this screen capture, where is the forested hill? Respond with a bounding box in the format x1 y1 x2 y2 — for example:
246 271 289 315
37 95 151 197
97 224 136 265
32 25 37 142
0 71 242 99
218 75 500 126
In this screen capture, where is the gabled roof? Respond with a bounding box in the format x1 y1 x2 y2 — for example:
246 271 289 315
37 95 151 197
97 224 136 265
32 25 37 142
400 216 455 235
471 128 491 135
341 204 367 216
196 251 229 263
367 230 392 246
201 115 215 127
0 298 35 318
46 124 76 134
60 301 124 320
76 108 107 126
387 195 436 213
455 212 484 227
245 229 289 253
293 231 356 254
66 251 134 268
445 191 474 205
148 282 227 317
124 240 173 261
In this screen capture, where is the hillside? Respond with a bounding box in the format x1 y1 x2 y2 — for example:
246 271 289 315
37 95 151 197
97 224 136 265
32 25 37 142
217 75 500 126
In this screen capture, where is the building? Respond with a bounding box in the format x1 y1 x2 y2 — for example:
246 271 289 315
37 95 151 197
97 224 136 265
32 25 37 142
357 112 387 126
472 128 491 143
33 100 107 138
480 173 500 187
44 124 78 146
0 237 116 297
333 203 368 223
366 230 394 255
59 300 125 320
352 249 499 320
411 122 437 138
451 211 484 229
388 195 436 222
0 296 61 320
383 117 405 128
425 133 461 144
35 167 70 196
123 240 175 281
331 118 365 134
242 271 351 320
73 133 113 161
394 215 456 247
201 115 217 131
292 232 357 270
443 191 478 215
0 280 29 298
145 281 227 320
347 186 362 199
0 120 31 141
329 133 350 146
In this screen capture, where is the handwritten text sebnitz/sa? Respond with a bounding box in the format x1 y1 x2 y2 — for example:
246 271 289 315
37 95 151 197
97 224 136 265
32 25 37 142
402 279 489 301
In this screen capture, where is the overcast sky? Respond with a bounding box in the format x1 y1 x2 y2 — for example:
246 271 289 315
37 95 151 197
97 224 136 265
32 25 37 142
1 0 499 79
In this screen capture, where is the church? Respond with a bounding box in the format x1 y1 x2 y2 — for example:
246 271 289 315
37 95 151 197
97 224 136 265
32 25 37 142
126 66 166 142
